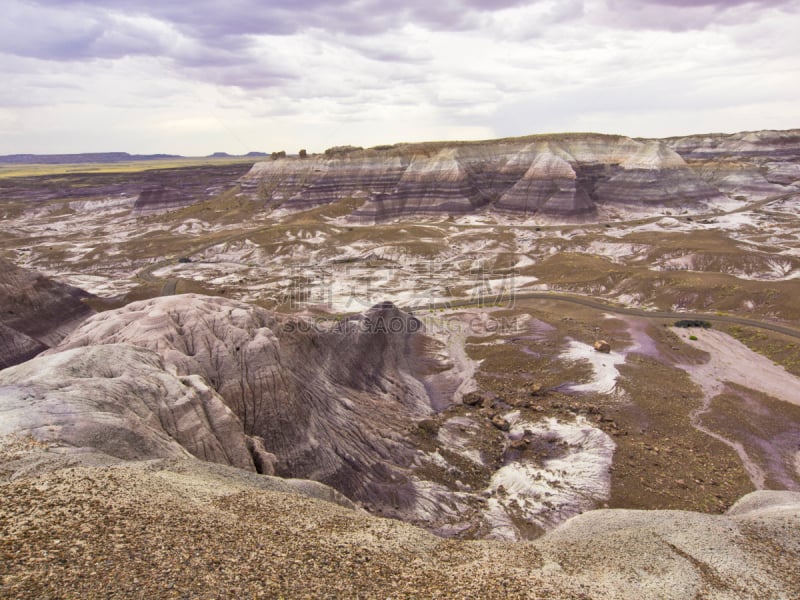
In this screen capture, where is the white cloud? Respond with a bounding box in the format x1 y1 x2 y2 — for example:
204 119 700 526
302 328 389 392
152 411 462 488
0 0 797 154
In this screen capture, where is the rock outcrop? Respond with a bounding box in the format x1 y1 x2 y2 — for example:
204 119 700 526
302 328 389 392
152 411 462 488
50 294 431 512
0 344 259 471
664 129 800 200
0 258 93 369
242 133 727 220
665 129 800 160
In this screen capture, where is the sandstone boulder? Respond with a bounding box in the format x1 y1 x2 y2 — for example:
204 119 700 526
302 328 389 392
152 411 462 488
594 340 611 353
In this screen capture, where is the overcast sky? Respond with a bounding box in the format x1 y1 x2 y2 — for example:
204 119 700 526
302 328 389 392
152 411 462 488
2 0 799 155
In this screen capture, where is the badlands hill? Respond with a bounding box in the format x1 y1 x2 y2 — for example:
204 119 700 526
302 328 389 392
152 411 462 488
38 295 431 514
1 289 799 598
2 128 800 597
3 294 617 537
240 129 800 220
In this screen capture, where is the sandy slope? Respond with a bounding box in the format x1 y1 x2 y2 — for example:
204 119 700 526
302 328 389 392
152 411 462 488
681 329 800 407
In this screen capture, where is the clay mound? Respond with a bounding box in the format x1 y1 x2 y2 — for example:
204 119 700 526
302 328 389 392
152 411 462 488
352 150 488 220
0 258 93 369
52 294 432 513
495 150 592 215
0 344 261 471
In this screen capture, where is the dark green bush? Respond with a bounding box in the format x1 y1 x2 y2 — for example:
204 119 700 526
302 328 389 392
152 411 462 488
674 320 711 329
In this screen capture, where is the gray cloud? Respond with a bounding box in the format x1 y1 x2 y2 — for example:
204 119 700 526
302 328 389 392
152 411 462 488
0 2 172 61
6 0 794 70
0 0 798 155
0 0 537 89
605 0 800 30
634 0 794 6
25 0 535 40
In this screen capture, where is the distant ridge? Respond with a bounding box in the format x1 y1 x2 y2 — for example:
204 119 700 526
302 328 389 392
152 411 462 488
0 151 270 165
0 152 182 165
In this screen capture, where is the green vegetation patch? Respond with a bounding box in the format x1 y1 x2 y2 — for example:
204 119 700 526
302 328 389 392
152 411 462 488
674 320 712 328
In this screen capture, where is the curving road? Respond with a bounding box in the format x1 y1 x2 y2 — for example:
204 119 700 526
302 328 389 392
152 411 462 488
412 291 800 340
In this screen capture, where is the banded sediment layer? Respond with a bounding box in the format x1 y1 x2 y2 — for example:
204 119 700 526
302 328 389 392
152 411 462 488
241 130 800 220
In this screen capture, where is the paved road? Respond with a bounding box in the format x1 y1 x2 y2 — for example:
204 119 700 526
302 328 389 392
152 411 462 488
160 279 178 296
412 291 800 340
137 263 178 296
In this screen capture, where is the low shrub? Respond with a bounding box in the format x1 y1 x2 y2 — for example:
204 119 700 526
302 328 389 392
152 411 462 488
674 319 711 329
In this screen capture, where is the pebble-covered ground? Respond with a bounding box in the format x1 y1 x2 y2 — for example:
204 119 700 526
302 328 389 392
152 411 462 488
2 448 799 600
0 461 577 599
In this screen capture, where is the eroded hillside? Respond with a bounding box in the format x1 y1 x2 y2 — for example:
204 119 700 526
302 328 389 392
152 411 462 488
2 129 800 596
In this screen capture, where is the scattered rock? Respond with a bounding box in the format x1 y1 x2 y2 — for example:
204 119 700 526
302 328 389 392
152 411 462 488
594 340 611 353
462 392 484 406
491 415 510 432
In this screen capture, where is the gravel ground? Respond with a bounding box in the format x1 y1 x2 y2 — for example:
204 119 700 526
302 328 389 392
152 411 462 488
1 446 799 599
0 452 575 599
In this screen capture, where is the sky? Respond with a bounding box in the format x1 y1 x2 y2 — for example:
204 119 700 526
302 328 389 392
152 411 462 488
1 0 799 155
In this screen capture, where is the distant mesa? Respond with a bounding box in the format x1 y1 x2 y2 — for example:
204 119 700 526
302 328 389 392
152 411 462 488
241 129 800 221
207 151 268 158
243 133 711 219
0 152 182 165
0 150 271 165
